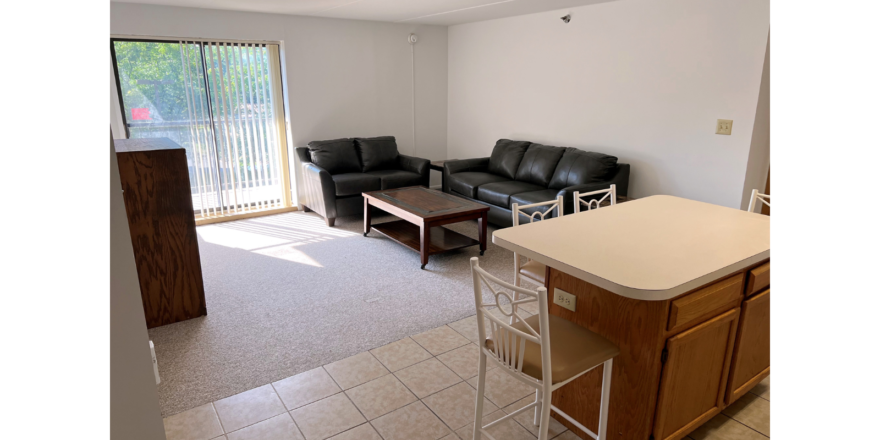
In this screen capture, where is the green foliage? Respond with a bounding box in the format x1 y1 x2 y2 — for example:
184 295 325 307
113 40 280 191
114 41 193 122
113 41 273 123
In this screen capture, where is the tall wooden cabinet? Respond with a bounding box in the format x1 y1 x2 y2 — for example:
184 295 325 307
115 138 207 328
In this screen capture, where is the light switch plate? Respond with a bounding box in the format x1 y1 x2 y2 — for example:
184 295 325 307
553 288 577 312
716 119 733 135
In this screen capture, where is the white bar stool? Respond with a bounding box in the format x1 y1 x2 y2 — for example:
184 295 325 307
747 189 770 213
511 195 564 290
470 257 619 440
573 184 616 213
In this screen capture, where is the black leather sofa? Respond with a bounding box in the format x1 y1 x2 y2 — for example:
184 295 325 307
295 136 430 226
442 140 630 228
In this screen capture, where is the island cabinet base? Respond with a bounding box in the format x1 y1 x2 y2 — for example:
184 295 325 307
545 268 669 440
545 261 769 440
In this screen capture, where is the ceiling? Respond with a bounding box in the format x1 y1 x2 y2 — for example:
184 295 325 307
111 0 617 26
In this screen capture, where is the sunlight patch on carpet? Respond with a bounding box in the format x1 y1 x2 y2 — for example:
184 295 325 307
197 213 359 255
253 243 323 267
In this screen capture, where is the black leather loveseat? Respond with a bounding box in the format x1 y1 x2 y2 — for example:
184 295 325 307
442 139 629 228
295 136 430 226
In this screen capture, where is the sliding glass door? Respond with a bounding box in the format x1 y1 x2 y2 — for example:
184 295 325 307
112 38 290 220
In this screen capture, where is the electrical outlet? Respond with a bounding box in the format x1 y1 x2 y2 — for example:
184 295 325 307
716 119 733 135
553 288 577 312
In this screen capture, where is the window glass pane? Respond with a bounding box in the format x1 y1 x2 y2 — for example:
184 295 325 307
113 41 215 212
113 40 286 217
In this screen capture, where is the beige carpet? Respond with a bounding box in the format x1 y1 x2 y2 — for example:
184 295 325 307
149 210 518 417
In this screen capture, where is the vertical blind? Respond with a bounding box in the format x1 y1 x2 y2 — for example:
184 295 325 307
178 41 286 218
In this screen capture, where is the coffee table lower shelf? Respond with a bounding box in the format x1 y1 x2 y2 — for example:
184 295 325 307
371 220 481 263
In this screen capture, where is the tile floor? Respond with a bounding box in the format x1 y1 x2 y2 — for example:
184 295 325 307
162 312 770 440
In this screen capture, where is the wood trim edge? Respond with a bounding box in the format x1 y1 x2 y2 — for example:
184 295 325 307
667 274 744 334
729 366 770 404
662 407 724 440
194 206 298 226
745 262 771 297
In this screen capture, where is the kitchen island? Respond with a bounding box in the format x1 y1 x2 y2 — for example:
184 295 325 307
492 195 770 440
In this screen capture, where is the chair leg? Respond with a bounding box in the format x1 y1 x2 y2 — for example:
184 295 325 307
513 254 522 289
533 388 542 426
325 217 335 227
510 291 519 325
537 385 553 440
512 255 521 325
473 351 488 440
598 358 614 440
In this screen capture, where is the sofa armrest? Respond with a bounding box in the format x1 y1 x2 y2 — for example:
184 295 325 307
442 157 490 192
294 146 311 164
301 162 337 219
444 157 489 174
397 154 431 187
609 164 630 197
556 164 630 215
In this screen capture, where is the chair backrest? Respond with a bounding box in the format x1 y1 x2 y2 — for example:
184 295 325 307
573 184 616 213
512 195 565 227
470 257 552 384
747 189 770 213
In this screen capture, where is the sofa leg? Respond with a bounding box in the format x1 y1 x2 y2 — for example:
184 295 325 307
325 217 336 227
302 205 312 213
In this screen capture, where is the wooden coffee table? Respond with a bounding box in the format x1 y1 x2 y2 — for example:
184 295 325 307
363 186 489 269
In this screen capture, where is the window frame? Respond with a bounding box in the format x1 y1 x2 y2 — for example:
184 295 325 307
110 35 296 221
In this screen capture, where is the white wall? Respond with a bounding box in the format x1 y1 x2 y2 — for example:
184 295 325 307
740 34 770 210
110 131 167 440
447 0 769 208
110 2 448 195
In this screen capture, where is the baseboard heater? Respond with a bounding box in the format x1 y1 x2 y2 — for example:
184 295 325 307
150 341 160 385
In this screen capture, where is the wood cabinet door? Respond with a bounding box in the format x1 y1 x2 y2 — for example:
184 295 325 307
653 308 740 440
726 289 770 404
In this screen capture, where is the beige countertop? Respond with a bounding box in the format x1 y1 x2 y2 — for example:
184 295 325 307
492 195 770 301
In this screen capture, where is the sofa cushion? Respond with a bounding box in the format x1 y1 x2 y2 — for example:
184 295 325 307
488 139 531 180
448 172 510 198
510 189 563 220
548 149 619 190
477 181 545 208
355 136 399 172
331 173 381 197
367 169 422 190
515 143 566 187
308 138 362 175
